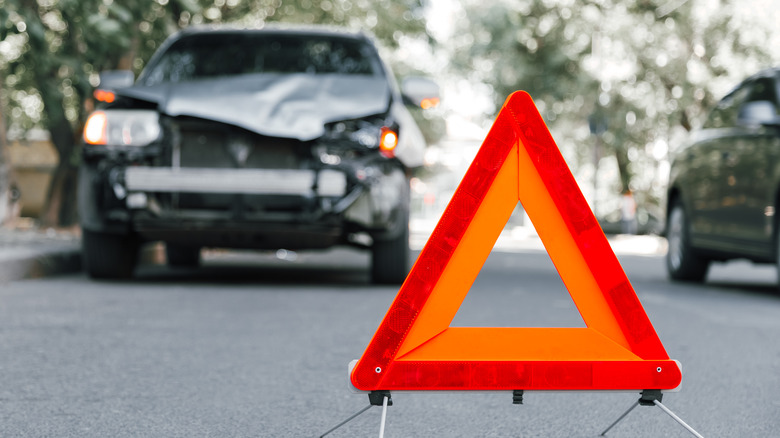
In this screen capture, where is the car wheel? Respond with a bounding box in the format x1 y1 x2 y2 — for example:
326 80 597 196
166 244 201 267
371 210 410 285
666 201 709 282
82 230 139 279
775 218 780 290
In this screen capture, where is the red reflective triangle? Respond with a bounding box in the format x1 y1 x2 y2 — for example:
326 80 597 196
351 91 682 391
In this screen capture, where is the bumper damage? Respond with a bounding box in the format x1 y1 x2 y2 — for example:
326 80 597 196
124 167 348 197
84 159 408 249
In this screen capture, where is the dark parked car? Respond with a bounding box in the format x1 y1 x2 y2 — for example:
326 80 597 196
666 67 780 283
79 26 438 283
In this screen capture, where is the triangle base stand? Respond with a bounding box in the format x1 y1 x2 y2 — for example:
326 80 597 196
320 390 705 437
319 391 391 438
600 390 704 437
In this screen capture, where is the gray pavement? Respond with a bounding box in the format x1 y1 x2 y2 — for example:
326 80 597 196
0 224 82 282
2 237 777 436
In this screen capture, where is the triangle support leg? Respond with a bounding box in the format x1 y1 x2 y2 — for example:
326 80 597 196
319 404 371 438
319 391 392 438
601 390 704 438
378 392 389 438
599 400 639 436
653 399 704 438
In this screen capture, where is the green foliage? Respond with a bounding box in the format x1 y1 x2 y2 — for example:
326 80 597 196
1 0 431 135
450 0 779 222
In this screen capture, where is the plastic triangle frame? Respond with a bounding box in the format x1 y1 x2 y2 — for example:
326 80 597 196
351 91 682 391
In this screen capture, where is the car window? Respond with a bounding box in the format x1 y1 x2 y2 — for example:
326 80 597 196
703 84 751 129
745 77 780 112
142 33 383 85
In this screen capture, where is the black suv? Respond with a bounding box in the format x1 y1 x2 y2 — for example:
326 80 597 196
79 26 438 283
666 67 780 283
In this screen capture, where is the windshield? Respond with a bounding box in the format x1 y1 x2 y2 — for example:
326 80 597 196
141 32 384 86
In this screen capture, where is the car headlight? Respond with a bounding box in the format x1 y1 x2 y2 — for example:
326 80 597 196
83 110 161 147
378 127 398 158
327 119 382 148
323 118 398 158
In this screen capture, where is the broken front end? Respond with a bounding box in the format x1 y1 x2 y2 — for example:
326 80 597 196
79 109 411 281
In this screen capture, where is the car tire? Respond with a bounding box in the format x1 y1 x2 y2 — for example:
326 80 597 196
666 201 709 282
775 217 780 290
82 230 139 279
166 244 201 267
371 210 410 285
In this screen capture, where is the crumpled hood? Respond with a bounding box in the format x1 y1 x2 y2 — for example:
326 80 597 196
118 74 392 141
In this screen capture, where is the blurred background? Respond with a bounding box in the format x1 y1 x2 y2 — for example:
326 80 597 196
1 0 779 234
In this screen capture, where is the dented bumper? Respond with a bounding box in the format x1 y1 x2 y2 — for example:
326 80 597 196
124 167 348 197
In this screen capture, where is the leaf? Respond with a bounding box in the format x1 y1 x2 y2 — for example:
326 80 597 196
108 3 134 24
23 14 47 49
0 8 10 40
173 0 200 14
86 15 123 37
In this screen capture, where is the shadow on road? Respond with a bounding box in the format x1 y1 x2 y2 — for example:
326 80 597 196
702 260 780 298
133 263 371 286
701 280 779 298
108 247 421 288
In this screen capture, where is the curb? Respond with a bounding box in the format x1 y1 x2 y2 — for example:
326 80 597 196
0 244 82 282
411 220 667 256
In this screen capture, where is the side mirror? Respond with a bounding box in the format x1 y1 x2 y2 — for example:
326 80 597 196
738 100 780 127
98 70 135 89
94 70 134 103
401 76 440 109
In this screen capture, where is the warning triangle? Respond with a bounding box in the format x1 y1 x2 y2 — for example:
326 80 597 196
351 91 682 391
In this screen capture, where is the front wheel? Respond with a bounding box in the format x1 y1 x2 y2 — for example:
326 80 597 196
166 244 201 267
775 218 780 290
371 211 410 285
666 201 709 282
82 230 139 279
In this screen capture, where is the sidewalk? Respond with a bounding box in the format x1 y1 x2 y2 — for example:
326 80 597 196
410 218 667 256
0 222 82 282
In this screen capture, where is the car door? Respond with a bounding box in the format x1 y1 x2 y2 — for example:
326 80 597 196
686 85 750 244
722 75 780 255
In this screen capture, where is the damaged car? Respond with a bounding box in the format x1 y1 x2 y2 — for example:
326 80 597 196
78 26 439 283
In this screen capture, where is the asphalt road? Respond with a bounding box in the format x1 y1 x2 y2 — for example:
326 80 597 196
1 245 779 437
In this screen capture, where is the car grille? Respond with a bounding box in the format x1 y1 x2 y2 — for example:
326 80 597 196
174 119 304 170
169 118 314 212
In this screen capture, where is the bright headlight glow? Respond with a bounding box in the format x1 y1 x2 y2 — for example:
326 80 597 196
84 111 108 145
379 127 398 158
83 110 161 147
323 118 398 158
93 89 116 103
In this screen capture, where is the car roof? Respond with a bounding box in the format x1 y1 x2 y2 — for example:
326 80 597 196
721 66 780 98
173 24 374 43
744 66 780 81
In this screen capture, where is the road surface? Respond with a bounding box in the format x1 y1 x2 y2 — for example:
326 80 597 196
1 241 778 436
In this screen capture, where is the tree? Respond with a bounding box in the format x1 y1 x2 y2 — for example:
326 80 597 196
0 0 192 227
448 0 779 223
0 73 19 225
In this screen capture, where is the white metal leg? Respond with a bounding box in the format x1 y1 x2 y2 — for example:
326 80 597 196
378 394 389 438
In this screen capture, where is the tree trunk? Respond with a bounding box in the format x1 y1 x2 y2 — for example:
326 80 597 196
39 152 80 228
612 132 632 195
0 74 20 226
38 83 80 228
17 6 80 228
